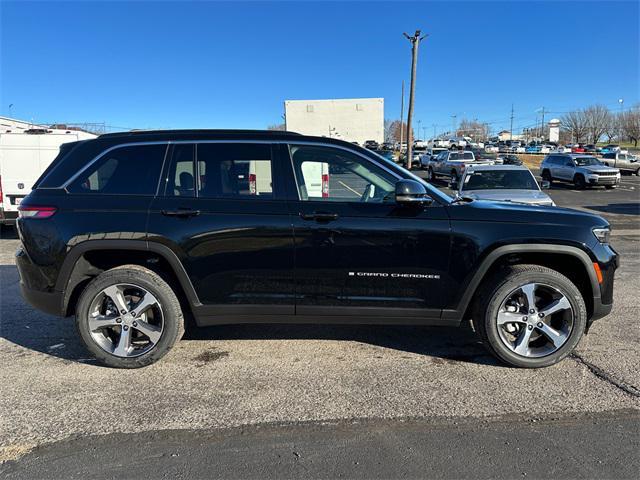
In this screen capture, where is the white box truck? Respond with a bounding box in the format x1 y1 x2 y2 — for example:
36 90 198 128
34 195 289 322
0 130 95 226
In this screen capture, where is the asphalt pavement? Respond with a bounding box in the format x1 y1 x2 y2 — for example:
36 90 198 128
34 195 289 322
0 174 638 478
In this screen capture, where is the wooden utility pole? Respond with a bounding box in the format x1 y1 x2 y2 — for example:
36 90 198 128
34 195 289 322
403 30 427 170
399 80 405 151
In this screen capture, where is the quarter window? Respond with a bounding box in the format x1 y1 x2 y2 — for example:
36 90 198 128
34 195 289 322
289 145 396 202
68 144 167 195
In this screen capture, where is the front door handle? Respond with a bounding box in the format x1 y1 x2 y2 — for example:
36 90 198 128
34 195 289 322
161 208 201 218
300 211 339 222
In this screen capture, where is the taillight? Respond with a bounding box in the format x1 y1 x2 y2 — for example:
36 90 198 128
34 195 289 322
321 174 330 198
248 174 257 195
0 175 3 204
17 205 57 219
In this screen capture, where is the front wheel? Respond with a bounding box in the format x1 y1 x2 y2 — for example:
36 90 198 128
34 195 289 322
472 264 587 368
76 265 184 368
426 167 435 181
573 174 586 189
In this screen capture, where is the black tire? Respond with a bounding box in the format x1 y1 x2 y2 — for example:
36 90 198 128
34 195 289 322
427 167 435 181
76 265 184 368
472 264 587 368
635 167 640 176
541 169 553 184
605 185 616 189
451 170 459 182
573 174 586 189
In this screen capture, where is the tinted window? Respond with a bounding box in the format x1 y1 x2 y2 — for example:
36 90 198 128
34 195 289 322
165 144 195 197
68 144 167 195
197 143 273 199
290 145 396 203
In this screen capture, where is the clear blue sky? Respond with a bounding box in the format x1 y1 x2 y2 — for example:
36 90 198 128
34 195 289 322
1 1 638 137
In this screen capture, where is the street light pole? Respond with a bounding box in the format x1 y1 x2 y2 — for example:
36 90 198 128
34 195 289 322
619 98 624 143
403 30 427 170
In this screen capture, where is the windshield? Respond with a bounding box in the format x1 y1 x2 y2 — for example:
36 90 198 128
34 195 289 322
574 156 602 166
462 170 539 191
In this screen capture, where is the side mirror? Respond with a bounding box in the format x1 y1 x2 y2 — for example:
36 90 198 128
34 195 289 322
395 179 431 205
448 179 459 190
540 180 551 190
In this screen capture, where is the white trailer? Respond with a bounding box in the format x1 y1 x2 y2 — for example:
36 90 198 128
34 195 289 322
0 130 96 225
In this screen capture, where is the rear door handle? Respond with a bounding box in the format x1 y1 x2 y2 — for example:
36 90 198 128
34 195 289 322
300 211 339 222
161 209 201 218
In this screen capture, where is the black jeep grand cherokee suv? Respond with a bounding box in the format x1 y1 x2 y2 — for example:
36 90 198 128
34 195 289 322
16 130 618 368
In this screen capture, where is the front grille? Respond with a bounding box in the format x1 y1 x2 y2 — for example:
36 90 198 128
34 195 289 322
593 172 618 177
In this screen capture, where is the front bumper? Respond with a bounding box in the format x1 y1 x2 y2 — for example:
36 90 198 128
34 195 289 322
587 175 620 185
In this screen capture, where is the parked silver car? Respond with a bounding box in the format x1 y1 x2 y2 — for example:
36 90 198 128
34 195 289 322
451 165 554 206
601 152 640 175
540 154 620 189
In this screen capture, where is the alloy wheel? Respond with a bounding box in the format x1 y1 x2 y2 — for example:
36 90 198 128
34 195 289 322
496 282 574 358
87 283 164 358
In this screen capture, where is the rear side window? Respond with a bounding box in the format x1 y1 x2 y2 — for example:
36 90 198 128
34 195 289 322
67 144 167 195
196 143 273 199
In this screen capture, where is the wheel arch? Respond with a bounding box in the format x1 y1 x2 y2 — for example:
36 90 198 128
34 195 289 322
57 240 201 317
443 244 600 324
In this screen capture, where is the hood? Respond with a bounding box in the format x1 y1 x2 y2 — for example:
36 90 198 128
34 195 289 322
580 164 619 174
463 189 554 205
448 198 608 230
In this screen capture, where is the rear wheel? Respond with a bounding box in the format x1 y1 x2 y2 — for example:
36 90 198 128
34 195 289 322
76 265 184 368
472 264 586 368
541 169 553 184
573 174 586 189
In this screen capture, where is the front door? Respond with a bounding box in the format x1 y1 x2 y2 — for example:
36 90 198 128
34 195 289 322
147 142 295 320
284 144 451 320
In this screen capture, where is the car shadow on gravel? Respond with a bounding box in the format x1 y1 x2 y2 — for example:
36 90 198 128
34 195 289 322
0 264 498 367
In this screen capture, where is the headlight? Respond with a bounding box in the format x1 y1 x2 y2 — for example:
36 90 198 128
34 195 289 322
593 227 610 244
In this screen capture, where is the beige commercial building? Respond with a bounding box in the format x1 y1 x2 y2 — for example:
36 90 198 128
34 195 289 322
284 98 384 145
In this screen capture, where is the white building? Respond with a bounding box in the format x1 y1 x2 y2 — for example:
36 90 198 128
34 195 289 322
284 98 384 145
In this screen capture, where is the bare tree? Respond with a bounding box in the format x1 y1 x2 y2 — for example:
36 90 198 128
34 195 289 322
456 118 490 142
384 119 394 142
603 112 619 143
561 110 588 143
621 105 640 147
267 123 286 131
387 120 413 143
583 104 610 144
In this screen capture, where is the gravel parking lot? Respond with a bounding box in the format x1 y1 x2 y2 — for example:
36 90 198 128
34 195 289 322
1 174 639 470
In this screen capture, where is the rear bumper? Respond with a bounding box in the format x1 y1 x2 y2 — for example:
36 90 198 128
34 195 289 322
0 209 18 224
20 282 64 317
16 246 65 316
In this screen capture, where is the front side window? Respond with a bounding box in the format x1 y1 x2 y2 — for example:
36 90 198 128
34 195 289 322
196 143 273 199
68 144 167 195
290 145 396 203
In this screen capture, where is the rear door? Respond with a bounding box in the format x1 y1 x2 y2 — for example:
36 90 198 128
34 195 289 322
147 142 295 319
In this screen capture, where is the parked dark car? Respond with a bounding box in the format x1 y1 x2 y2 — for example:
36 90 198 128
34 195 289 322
17 130 617 369
496 154 523 166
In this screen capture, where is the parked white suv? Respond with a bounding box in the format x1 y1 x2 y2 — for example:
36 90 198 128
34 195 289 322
540 154 620 189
